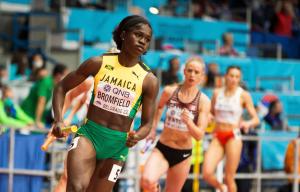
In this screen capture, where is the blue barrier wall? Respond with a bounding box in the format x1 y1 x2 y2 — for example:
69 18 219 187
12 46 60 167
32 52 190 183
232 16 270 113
2 0 31 4
0 132 46 192
143 52 300 91
67 9 128 43
67 9 249 51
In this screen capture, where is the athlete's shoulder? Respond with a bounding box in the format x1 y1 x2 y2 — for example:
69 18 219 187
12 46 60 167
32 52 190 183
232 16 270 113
79 56 102 77
86 55 102 63
199 92 210 103
143 73 159 95
138 61 151 72
241 88 251 99
163 84 179 96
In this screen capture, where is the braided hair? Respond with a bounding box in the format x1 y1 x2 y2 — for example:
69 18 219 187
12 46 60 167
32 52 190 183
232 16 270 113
113 15 152 50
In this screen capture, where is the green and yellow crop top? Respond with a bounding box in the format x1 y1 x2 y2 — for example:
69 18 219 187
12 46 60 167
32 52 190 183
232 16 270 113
91 53 150 119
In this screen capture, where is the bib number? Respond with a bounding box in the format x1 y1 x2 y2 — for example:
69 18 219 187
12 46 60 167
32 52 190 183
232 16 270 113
108 164 122 182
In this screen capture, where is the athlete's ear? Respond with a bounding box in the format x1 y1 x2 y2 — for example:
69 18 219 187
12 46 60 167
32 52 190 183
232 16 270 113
120 31 126 41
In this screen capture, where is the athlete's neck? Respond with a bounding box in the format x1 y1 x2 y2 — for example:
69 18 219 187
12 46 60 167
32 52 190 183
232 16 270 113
180 84 198 96
118 52 140 67
224 85 238 95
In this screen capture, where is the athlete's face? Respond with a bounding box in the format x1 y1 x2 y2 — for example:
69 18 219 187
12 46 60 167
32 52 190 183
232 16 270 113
225 68 241 88
123 24 152 56
184 60 204 86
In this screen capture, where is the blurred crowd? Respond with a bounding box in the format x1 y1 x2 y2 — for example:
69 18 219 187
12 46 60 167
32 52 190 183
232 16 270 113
47 0 300 39
179 0 300 38
0 51 68 130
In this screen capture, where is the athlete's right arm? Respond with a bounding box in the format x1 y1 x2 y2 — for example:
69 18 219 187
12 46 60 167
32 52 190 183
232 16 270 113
210 89 219 116
52 56 101 137
147 86 174 141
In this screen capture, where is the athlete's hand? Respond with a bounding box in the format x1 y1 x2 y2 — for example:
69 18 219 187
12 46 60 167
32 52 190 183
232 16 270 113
51 121 66 138
146 129 156 143
181 108 193 125
240 120 252 134
126 131 139 147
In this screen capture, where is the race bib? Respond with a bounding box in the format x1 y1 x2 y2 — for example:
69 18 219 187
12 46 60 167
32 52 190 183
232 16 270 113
164 106 194 132
108 164 122 182
93 82 136 116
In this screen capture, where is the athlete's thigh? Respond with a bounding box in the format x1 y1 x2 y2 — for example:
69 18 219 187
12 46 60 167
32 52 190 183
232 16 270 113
203 138 225 174
224 138 242 174
142 148 169 182
165 157 191 192
67 136 96 187
87 158 125 192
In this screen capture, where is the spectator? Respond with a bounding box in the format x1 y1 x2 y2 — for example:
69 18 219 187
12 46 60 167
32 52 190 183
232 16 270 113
218 32 239 56
30 67 48 83
30 53 45 70
263 99 284 130
251 0 276 32
0 85 33 129
29 53 46 81
204 62 220 88
21 64 68 128
161 57 180 86
279 136 300 192
272 0 295 37
192 0 216 20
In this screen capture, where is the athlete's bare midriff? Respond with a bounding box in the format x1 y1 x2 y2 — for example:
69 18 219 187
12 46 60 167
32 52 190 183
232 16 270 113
214 122 239 132
87 105 133 132
159 126 193 150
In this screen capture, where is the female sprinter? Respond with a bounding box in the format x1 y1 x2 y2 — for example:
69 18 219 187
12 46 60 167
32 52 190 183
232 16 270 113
51 15 159 192
203 66 259 192
141 57 211 192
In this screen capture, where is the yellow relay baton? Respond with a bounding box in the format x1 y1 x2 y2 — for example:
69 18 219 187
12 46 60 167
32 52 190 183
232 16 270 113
61 125 78 134
41 125 78 151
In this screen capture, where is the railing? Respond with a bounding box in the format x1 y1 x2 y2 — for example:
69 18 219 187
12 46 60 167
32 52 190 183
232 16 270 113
248 43 283 60
256 76 294 92
184 39 219 55
1 127 300 192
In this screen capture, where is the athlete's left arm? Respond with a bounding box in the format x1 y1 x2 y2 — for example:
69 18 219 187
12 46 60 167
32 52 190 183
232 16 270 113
126 73 159 147
240 91 260 132
183 94 211 140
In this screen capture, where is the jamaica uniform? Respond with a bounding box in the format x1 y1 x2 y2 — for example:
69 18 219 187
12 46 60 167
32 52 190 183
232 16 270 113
76 53 150 161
